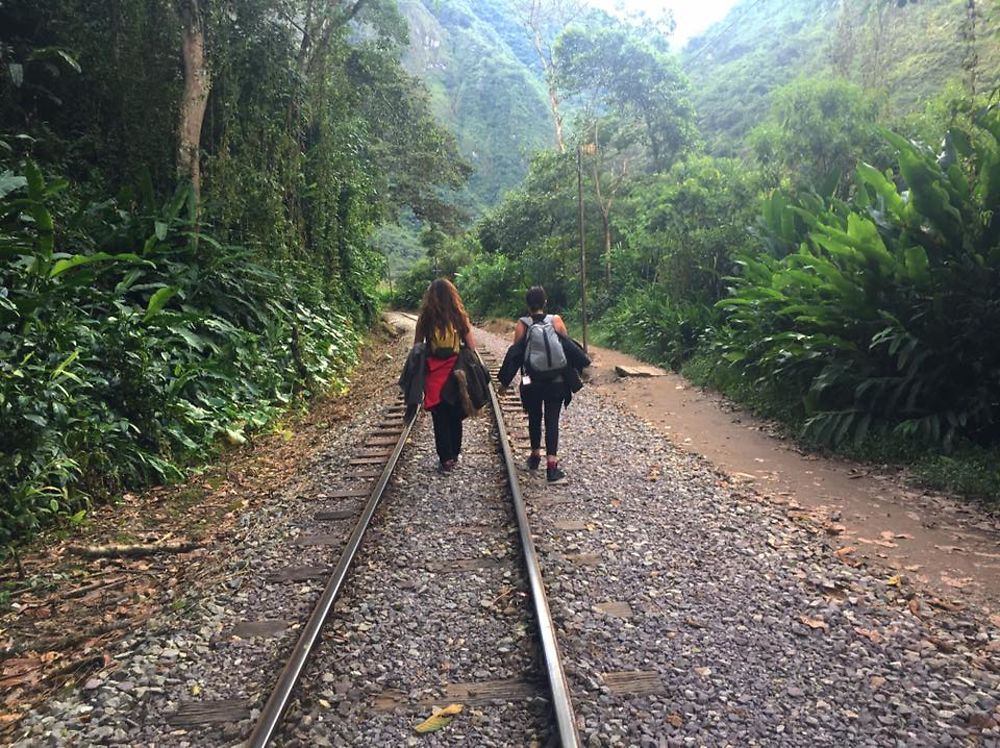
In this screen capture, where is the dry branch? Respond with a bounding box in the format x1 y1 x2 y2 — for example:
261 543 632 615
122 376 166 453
68 541 201 559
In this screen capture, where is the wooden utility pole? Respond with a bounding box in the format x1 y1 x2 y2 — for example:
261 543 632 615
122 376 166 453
577 144 589 354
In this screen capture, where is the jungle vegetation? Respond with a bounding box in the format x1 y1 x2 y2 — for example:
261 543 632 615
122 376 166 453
395 0 1000 506
0 0 469 547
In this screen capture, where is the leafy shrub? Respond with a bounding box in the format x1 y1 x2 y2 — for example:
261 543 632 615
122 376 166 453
716 108 1000 450
0 165 361 548
602 290 714 371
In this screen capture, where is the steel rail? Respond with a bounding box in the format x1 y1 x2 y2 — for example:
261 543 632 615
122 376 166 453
481 352 581 748
247 409 418 748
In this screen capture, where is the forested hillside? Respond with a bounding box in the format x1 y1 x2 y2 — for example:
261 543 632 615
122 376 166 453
397 0 552 210
685 0 1000 153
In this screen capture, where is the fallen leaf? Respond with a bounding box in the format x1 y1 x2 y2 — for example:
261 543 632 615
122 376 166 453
190 683 202 696
940 574 971 589
0 712 24 725
989 614 1000 628
854 627 882 644
414 704 463 734
799 615 828 631
903 564 922 572
685 618 706 629
928 597 965 612
694 667 712 677
870 676 886 691
908 598 922 617
668 713 684 728
885 575 902 587
834 546 856 557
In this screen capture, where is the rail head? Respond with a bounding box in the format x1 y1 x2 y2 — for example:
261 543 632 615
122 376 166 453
478 350 581 748
247 408 418 748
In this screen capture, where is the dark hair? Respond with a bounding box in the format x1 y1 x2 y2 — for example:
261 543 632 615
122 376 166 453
526 286 546 311
415 278 470 343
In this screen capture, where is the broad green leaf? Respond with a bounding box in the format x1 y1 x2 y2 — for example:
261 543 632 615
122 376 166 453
154 221 168 241
0 171 27 199
856 163 904 216
50 350 79 381
144 287 177 322
902 246 929 284
49 251 142 277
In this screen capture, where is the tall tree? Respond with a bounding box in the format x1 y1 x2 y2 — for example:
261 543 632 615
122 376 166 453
510 0 584 153
175 0 210 195
555 24 696 173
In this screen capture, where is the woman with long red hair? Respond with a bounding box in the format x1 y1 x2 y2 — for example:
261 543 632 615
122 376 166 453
414 278 476 472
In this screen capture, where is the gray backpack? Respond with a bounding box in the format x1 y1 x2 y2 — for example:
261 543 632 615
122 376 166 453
521 315 567 380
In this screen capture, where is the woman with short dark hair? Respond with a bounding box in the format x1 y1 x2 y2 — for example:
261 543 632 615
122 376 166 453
414 278 476 473
514 285 570 484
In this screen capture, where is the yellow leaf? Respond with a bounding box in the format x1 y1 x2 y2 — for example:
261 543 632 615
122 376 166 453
190 683 202 696
414 704 463 733
414 714 452 733
885 575 902 587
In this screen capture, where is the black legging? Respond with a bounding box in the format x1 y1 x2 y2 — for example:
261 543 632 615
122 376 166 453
521 383 564 456
430 400 464 464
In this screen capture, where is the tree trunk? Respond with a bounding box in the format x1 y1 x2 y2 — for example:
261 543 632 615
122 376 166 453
546 82 566 153
530 24 565 152
176 0 210 196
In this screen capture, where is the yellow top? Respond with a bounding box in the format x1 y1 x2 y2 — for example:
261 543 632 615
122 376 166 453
429 326 460 356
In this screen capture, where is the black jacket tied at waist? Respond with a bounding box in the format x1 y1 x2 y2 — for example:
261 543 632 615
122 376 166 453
399 343 490 419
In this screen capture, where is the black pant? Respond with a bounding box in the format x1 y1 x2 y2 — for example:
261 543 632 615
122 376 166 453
521 384 563 456
431 400 464 464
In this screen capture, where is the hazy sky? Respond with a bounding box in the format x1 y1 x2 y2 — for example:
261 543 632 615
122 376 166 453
593 0 742 48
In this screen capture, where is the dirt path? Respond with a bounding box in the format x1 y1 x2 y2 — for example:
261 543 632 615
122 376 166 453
574 343 1000 614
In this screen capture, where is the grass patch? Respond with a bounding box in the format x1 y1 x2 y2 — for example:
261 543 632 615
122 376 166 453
682 353 805 429
911 448 1000 512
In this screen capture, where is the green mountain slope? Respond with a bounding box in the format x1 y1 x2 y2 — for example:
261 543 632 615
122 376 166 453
684 0 1000 153
398 0 553 211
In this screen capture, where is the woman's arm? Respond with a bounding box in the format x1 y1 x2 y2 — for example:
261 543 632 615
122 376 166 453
552 314 569 336
414 313 424 345
463 316 476 350
513 319 527 344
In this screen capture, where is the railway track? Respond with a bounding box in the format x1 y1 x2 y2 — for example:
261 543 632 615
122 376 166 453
242 348 581 746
